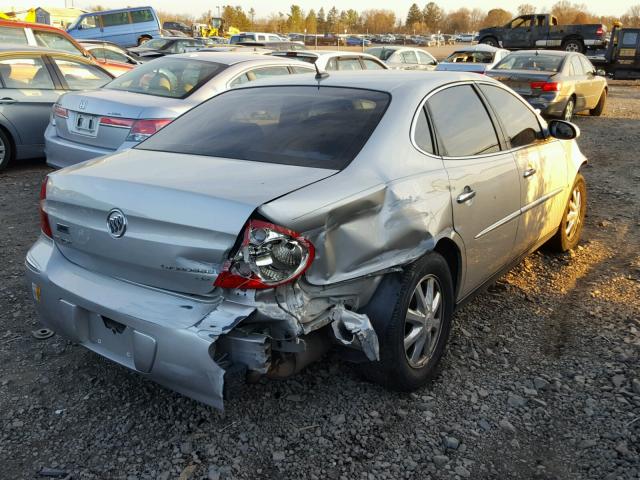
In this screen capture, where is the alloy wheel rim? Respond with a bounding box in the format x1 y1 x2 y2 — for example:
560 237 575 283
565 101 574 121
565 186 582 238
0 137 5 162
566 43 580 52
404 274 444 368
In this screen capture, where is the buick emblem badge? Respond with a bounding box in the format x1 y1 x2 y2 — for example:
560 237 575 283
107 209 127 238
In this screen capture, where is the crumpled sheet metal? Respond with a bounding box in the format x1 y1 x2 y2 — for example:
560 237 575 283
330 305 380 361
260 168 452 286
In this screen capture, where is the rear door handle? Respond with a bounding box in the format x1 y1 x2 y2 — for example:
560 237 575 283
523 167 537 178
0 97 17 104
456 186 476 204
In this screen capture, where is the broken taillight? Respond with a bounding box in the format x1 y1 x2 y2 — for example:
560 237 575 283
125 118 172 142
530 81 561 92
39 176 52 238
214 220 315 290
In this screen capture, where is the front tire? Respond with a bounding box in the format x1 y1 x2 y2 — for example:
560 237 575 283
359 252 454 391
547 173 587 252
138 36 151 46
590 90 607 116
0 129 12 171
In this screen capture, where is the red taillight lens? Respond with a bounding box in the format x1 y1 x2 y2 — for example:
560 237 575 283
125 118 172 142
214 220 315 290
39 176 52 238
530 81 561 92
99 116 135 128
596 26 604 36
53 104 68 118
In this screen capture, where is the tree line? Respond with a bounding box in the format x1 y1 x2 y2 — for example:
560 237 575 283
152 1 640 34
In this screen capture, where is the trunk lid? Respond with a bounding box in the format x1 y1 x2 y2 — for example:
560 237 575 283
486 70 555 96
46 149 337 295
55 90 189 149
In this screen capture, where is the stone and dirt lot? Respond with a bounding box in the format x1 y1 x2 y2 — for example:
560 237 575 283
0 82 639 480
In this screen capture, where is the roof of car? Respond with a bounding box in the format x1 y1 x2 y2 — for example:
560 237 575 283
172 51 308 65
239 69 494 93
0 18 67 32
452 44 507 53
0 44 80 56
507 49 573 57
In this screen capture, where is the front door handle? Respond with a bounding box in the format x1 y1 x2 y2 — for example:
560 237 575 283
0 97 17 104
523 167 537 178
456 186 476 204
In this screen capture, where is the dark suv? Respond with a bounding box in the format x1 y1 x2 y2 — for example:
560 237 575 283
162 21 191 35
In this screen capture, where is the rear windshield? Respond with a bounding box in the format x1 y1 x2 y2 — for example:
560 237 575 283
494 53 564 72
444 50 494 64
141 38 171 50
137 86 390 170
104 58 225 98
366 48 395 61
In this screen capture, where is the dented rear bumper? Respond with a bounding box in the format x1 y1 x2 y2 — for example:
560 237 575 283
25 236 254 409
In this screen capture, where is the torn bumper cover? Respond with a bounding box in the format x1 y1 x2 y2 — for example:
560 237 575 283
330 305 379 361
25 236 254 410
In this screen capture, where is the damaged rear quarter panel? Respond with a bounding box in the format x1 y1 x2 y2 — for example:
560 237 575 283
259 97 455 286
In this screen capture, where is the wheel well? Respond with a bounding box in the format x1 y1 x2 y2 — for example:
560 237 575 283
0 124 15 161
434 238 461 298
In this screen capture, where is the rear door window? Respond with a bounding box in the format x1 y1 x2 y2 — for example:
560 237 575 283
0 56 55 89
131 9 154 23
0 26 28 45
52 57 112 90
337 58 362 70
362 58 385 70
570 56 584 76
138 86 391 170
101 12 130 27
90 47 129 63
479 84 541 149
427 85 499 157
401 51 418 64
33 31 82 55
414 109 434 154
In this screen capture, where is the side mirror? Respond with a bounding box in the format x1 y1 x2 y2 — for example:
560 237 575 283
596 69 606 77
548 119 580 140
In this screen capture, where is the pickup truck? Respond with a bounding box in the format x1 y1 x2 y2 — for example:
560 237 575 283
478 14 607 54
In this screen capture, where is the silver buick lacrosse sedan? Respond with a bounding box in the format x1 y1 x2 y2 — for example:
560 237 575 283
26 71 587 409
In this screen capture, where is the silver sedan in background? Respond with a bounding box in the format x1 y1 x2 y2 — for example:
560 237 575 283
44 52 315 168
365 46 439 70
28 71 588 409
435 44 509 74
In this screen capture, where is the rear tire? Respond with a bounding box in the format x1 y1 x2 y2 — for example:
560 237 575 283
590 90 607 116
359 252 454 391
0 128 12 171
480 37 498 48
547 173 587 252
562 97 575 121
562 38 584 53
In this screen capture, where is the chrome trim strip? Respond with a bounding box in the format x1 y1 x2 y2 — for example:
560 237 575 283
475 209 521 239
521 187 564 214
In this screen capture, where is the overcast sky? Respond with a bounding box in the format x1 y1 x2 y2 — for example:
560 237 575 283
4 0 635 18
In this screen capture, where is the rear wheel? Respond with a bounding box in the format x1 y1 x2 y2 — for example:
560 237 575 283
547 173 587 252
562 97 575 121
0 129 12 171
562 38 584 53
359 252 454 391
480 37 498 48
590 90 607 116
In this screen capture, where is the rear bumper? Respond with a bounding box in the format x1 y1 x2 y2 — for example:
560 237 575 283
44 124 139 169
25 236 255 409
521 93 569 117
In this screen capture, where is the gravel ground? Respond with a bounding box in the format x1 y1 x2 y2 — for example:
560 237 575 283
1 82 639 480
